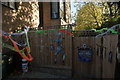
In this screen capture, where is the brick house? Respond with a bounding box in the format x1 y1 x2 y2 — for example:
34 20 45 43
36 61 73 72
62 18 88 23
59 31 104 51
2 1 71 32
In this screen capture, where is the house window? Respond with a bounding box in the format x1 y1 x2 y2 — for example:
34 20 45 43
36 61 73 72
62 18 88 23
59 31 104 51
51 2 59 19
60 0 66 21
2 0 17 10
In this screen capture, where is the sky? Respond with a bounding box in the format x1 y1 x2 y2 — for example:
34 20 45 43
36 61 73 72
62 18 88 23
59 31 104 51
70 0 84 23
71 0 77 23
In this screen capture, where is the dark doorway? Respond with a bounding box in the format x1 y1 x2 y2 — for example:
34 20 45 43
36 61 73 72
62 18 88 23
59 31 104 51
38 2 43 28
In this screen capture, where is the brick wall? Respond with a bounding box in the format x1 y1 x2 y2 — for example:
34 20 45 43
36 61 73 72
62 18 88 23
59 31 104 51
2 2 39 53
42 2 71 28
2 1 71 31
2 2 39 32
43 2 61 28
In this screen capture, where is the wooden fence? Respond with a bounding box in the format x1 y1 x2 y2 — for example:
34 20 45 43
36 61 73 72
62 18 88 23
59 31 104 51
72 36 96 78
102 34 118 78
72 34 118 78
28 30 72 77
28 30 118 78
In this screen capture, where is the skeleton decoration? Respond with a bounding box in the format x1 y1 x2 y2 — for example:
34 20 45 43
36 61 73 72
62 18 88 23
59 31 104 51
50 32 66 64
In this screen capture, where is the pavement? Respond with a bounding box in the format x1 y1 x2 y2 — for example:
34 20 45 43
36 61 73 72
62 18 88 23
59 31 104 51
2 70 68 80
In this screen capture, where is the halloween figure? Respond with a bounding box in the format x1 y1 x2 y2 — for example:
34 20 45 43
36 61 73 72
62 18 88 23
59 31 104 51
50 32 66 64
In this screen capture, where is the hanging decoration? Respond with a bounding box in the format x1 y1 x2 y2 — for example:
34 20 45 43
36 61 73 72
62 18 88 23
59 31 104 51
0 26 33 61
50 32 66 64
108 51 112 63
2 26 29 35
50 44 54 51
22 59 28 72
108 41 112 63
95 24 120 37
26 28 73 36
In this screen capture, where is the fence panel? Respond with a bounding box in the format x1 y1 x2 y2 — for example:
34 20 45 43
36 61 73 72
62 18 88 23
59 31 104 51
102 34 118 78
28 30 72 77
72 34 118 78
95 36 103 78
72 37 96 78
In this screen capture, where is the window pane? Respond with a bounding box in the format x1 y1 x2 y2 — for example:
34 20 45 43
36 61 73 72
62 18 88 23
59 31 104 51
51 2 59 19
9 2 15 9
9 0 15 9
2 2 8 6
2 0 16 10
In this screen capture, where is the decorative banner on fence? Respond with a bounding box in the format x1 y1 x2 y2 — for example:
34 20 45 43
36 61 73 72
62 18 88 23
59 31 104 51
77 44 93 62
29 28 73 36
